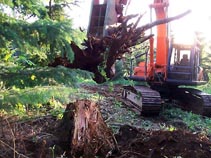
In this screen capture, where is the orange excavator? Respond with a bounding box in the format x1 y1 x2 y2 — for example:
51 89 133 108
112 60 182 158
88 0 211 116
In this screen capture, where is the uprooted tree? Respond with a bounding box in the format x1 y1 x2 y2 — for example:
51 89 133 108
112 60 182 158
49 10 191 83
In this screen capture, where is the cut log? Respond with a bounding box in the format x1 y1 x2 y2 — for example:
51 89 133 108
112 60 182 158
59 100 117 158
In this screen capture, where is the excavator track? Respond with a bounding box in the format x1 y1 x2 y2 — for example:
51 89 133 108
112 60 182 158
122 86 211 116
171 88 211 116
122 86 162 115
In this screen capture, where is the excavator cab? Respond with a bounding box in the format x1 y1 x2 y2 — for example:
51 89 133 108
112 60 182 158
166 43 208 85
130 0 209 86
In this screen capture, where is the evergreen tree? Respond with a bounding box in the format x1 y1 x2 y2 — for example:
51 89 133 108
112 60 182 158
0 0 85 66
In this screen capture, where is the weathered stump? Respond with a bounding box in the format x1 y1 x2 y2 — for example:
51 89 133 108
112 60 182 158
60 100 117 158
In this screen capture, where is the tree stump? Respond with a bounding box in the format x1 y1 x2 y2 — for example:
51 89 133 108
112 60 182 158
60 100 117 158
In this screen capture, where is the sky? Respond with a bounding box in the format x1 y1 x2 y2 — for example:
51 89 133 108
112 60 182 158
69 0 211 42
68 0 91 29
169 0 211 43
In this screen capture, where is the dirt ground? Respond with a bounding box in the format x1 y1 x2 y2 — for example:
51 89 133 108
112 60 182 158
114 125 211 158
0 84 211 158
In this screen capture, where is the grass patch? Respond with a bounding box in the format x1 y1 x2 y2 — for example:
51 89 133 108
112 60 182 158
1 86 76 106
0 85 102 119
1 86 75 118
161 105 211 135
0 65 99 119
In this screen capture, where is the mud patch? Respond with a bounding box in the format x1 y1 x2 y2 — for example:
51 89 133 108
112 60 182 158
113 125 211 158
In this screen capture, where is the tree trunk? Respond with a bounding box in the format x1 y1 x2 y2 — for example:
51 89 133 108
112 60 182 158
59 100 117 158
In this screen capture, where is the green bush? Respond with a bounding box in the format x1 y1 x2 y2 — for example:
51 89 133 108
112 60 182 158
161 106 211 136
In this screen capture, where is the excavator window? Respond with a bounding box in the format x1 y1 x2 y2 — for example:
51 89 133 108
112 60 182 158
180 54 189 65
170 46 191 66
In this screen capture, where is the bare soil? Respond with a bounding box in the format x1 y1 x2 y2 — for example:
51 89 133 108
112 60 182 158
0 84 211 158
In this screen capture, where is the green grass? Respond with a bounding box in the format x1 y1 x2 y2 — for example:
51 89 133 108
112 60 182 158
0 65 98 118
161 105 211 136
200 84 211 94
0 85 104 119
1 86 75 106
0 84 104 117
